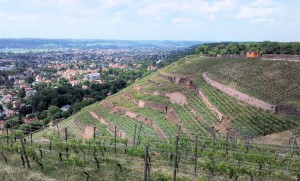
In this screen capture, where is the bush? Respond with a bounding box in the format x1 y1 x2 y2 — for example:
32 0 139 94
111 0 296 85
154 171 172 181
4 116 22 129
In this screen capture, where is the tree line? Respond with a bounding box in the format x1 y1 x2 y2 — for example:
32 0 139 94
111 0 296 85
196 41 300 55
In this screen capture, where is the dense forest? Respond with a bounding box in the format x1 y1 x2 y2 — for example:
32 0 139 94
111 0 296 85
196 41 300 55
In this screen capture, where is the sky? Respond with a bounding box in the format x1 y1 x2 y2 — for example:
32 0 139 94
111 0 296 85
0 0 299 41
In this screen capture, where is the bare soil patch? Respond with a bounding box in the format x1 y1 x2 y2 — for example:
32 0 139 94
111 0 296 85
165 92 187 105
253 130 300 145
82 125 94 139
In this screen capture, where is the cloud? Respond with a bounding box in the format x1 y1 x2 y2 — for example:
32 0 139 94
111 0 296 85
249 18 275 24
171 17 204 30
0 12 6 17
5 14 37 22
44 0 79 5
236 7 276 19
171 18 193 24
99 0 132 7
202 0 238 13
251 0 274 6
235 0 278 20
208 14 217 21
137 2 173 16
138 0 238 17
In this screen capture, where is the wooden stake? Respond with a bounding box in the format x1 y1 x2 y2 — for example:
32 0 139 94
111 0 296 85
144 145 149 181
173 135 179 181
6 128 8 146
133 124 137 148
136 124 142 147
30 124 32 146
114 126 117 154
20 138 31 168
65 127 68 159
93 127 96 140
194 135 198 177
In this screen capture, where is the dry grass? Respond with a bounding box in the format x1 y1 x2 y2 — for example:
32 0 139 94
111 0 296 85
253 130 300 145
0 164 57 181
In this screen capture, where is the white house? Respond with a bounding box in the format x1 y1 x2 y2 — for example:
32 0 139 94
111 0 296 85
61 105 70 112
25 88 37 97
84 73 100 82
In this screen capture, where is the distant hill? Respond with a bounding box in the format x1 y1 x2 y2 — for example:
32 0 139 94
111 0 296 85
0 38 206 50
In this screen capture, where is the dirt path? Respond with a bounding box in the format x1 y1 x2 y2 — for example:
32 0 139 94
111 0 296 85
203 72 275 111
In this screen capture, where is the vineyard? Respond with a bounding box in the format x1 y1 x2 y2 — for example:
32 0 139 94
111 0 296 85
1 129 300 180
3 55 299 180
34 54 300 139
167 56 300 110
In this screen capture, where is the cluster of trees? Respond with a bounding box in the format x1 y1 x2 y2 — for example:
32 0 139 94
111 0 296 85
99 67 150 85
196 41 300 55
3 116 43 134
27 79 126 111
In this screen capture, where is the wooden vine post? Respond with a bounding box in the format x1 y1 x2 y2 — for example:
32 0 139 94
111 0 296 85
133 124 137 148
30 124 33 146
93 126 96 140
39 145 43 159
6 128 8 146
194 135 198 177
173 135 179 181
144 145 149 181
114 126 117 154
136 124 143 147
56 124 60 138
49 140 52 151
65 127 68 159
20 137 31 168
287 135 297 171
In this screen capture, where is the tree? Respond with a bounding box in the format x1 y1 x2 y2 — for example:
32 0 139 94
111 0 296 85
38 110 48 120
18 87 26 98
48 105 61 116
6 102 13 110
19 122 43 134
25 75 35 84
19 104 33 116
196 45 210 54
226 43 239 54
51 112 61 120
4 116 22 129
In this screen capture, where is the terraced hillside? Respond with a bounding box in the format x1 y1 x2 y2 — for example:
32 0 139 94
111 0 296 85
36 56 299 142
4 55 300 180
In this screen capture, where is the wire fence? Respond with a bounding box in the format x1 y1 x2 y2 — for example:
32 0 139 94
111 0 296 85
0 125 300 181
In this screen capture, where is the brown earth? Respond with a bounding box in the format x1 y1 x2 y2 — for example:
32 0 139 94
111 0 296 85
82 125 94 139
253 130 300 145
165 92 187 105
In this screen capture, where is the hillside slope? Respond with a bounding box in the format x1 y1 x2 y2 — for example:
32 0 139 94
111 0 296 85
35 55 300 142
